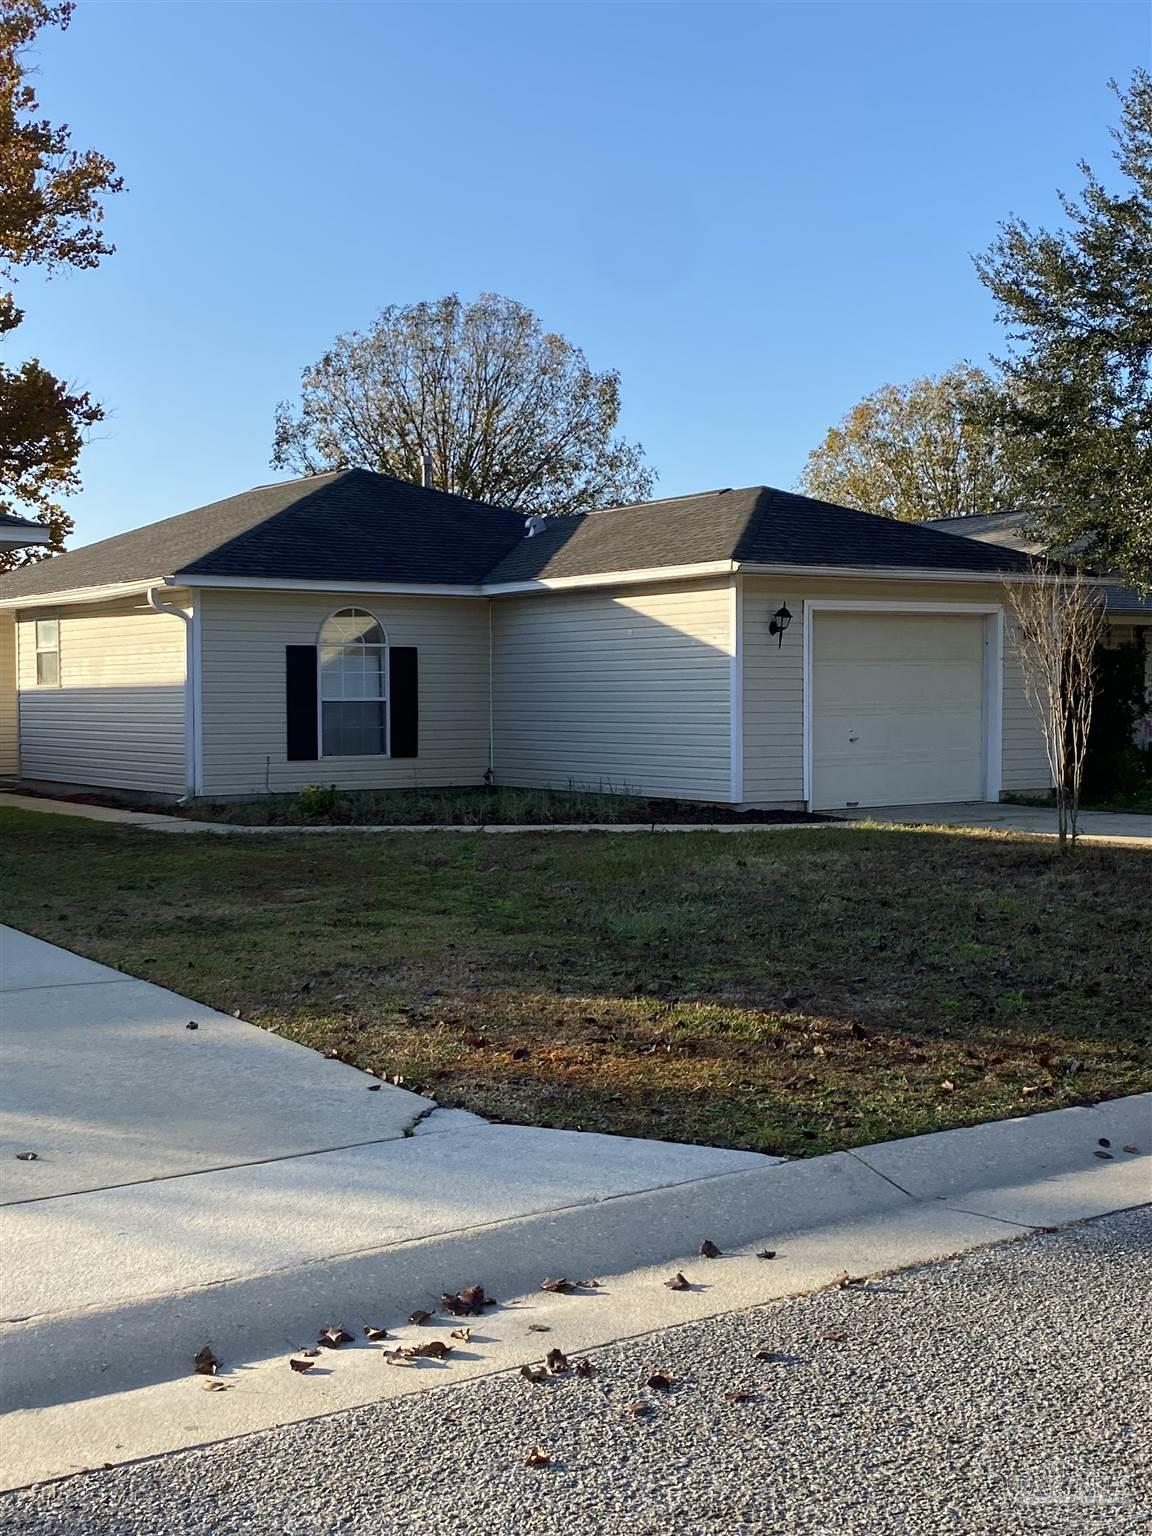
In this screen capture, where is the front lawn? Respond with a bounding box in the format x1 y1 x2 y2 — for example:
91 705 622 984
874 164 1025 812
2 808 1148 1157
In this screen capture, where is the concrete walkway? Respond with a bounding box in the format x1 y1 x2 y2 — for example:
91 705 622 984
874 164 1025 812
2 790 1150 844
862 800 1152 845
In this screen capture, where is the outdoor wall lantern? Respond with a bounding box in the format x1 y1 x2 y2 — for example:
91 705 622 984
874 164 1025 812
768 602 792 647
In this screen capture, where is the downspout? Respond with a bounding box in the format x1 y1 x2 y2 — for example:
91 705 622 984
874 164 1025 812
147 587 198 802
486 599 495 785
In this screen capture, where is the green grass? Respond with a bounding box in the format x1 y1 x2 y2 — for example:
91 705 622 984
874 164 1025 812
2 807 1148 1158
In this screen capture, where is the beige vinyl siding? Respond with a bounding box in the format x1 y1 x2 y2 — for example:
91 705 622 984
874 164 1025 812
491 579 732 800
741 576 1053 804
16 595 187 794
0 611 17 777
197 590 490 797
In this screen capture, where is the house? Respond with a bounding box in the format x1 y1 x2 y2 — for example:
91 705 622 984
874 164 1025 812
0 470 1058 811
925 511 1152 750
0 513 54 780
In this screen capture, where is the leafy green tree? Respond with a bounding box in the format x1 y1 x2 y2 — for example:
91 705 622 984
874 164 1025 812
974 70 1152 589
273 293 655 516
0 0 123 571
798 365 1026 521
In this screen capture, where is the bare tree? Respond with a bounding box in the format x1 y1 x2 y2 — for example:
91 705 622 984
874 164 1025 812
1005 562 1106 852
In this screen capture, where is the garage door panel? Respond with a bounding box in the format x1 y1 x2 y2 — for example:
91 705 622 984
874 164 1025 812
810 612 988 810
813 614 985 663
814 661 983 714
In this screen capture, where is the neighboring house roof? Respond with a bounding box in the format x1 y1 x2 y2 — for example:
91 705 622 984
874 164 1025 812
924 512 1151 614
0 471 1040 604
0 513 51 549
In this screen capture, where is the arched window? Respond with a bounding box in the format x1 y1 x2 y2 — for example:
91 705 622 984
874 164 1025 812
318 608 388 756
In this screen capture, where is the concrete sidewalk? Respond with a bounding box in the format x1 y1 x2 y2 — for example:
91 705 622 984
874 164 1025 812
3 790 1150 844
861 800 1152 846
1 925 1148 1490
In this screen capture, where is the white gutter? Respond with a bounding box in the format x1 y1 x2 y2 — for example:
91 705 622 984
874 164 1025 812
0 578 163 611
147 587 200 801
736 562 1111 586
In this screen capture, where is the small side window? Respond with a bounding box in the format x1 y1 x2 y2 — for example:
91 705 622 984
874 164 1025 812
35 618 60 687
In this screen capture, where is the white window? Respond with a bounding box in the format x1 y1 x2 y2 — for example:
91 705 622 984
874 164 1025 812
34 618 60 687
318 608 387 756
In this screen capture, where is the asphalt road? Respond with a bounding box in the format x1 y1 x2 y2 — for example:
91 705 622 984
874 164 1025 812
1 1208 1148 1536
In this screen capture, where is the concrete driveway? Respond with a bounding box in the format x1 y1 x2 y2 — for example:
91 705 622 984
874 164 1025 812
853 801 1152 846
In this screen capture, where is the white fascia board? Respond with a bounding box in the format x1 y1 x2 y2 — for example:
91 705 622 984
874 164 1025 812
0 527 52 548
170 574 487 597
483 561 737 595
0 578 164 610
175 562 739 598
738 562 1111 586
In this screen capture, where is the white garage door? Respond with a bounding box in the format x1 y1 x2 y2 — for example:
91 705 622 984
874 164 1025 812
811 612 987 810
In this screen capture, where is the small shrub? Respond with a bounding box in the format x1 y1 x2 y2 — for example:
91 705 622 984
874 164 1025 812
297 783 340 817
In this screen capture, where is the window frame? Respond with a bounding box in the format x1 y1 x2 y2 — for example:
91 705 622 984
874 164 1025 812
316 607 390 760
33 616 61 689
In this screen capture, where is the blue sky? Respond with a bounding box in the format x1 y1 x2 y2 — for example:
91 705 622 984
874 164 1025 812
11 0 1149 547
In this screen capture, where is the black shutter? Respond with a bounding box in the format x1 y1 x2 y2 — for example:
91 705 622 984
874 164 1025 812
389 647 418 758
286 645 319 760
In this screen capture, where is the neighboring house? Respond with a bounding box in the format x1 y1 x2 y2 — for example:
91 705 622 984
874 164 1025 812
0 471 1058 810
0 514 53 779
926 512 1152 750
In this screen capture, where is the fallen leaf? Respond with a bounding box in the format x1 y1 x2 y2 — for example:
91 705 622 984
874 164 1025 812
574 1358 596 1378
193 1345 219 1376
830 1271 865 1290
450 1327 472 1342
381 1349 415 1367
363 1326 389 1342
1021 1085 1041 1097
1093 1149 1114 1160
366 1084 382 1092
202 1379 232 1391
545 1348 569 1374
185 1022 199 1031
317 1327 353 1348
520 1364 548 1384
1098 1137 1111 1148
408 1340 452 1360
14 1152 38 1161
939 1079 955 1093
289 1358 316 1373
523 1446 551 1467
409 1310 433 1326
540 1277 572 1294
699 1240 722 1259
574 1279 600 1288
1123 1144 1139 1154
646 1372 675 1391
527 1324 551 1334
627 1400 653 1417
756 1250 777 1261
664 1273 690 1291
300 1347 321 1357
725 1387 756 1402
820 1329 847 1342
511 1048 530 1062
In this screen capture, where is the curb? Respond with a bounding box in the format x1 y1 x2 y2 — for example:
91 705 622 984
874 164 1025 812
1 1094 1147 1488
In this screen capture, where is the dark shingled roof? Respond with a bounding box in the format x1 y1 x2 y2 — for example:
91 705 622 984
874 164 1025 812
0 470 529 599
0 474 1040 603
484 486 1039 582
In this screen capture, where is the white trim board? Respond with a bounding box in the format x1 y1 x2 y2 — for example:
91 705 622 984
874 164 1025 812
801 600 1005 810
729 574 743 803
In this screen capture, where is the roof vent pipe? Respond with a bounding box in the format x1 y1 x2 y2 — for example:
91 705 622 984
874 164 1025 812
524 515 547 538
421 452 433 489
